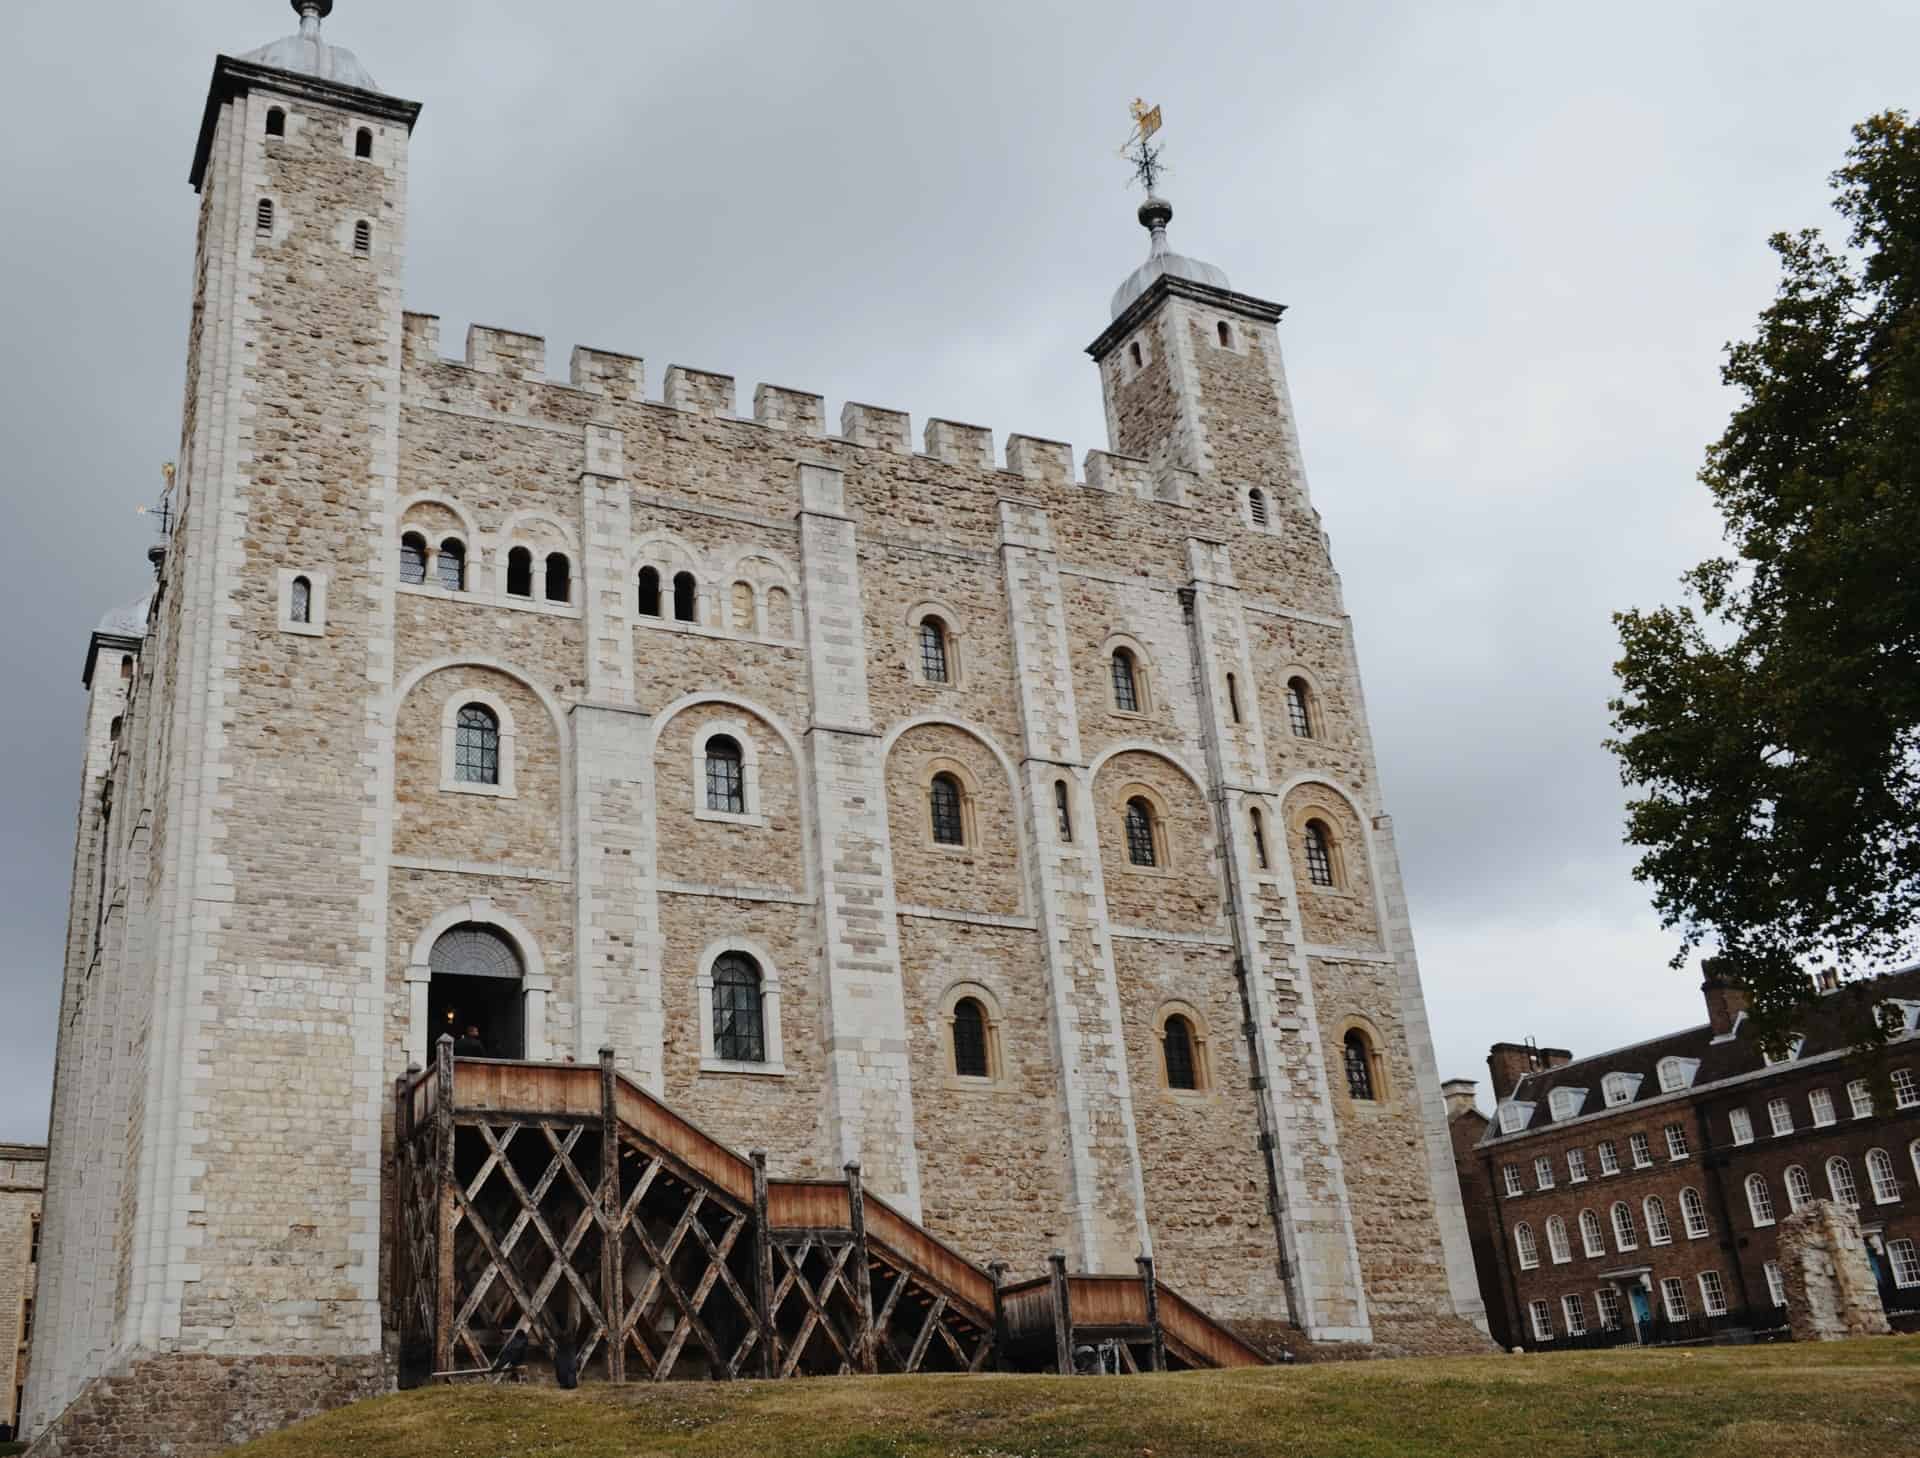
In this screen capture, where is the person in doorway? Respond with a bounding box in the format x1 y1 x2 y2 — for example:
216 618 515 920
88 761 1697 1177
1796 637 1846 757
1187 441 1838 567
453 1024 487 1057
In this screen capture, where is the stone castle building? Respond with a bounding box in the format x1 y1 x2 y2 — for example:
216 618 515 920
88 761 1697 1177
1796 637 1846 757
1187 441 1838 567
27 2 1486 1445
2 1145 44 1439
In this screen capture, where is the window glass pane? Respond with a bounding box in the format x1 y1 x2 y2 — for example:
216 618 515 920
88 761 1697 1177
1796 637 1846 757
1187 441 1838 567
454 706 499 785
438 541 465 591
1305 823 1334 886
1164 1017 1198 1090
290 577 311 624
705 737 744 814
1112 652 1139 712
1286 680 1312 737
1125 800 1156 866
920 621 949 683
930 776 964 845
400 536 426 584
952 999 989 1077
1344 1033 1374 1100
712 955 765 1063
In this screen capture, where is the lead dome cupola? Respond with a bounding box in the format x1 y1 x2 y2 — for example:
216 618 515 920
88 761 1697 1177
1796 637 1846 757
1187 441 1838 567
1109 196 1231 320
241 1 382 94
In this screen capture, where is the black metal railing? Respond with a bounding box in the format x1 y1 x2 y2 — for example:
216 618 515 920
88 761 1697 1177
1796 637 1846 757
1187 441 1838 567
1523 1304 1789 1354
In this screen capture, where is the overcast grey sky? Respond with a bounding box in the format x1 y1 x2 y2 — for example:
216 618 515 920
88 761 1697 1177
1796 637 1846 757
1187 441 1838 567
2 1 1915 1142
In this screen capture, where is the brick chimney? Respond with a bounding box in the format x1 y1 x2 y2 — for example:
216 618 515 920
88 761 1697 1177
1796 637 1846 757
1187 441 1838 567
1700 958 1750 1036
1441 1079 1479 1120
1486 1042 1573 1101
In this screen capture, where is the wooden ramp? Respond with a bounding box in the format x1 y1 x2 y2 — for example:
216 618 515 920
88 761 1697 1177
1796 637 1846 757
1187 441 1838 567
393 1041 1267 1384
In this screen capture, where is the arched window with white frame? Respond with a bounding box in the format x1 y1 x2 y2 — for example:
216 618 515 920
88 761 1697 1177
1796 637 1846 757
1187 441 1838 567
1866 1147 1900 1204
1746 1173 1775 1226
1785 1164 1813 1213
1579 1208 1605 1257
1514 1222 1538 1270
1644 1194 1672 1245
454 706 499 785
1680 1186 1709 1239
1546 1215 1570 1264
1611 1201 1637 1251
1827 1156 1859 1208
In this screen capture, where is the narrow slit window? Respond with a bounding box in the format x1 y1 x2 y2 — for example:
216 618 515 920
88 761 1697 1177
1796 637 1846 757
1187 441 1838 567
704 736 745 815
545 552 570 604
952 998 990 1079
1304 819 1335 887
355 127 374 159
1054 780 1073 842
399 532 427 585
506 547 532 598
1226 673 1241 722
1111 648 1140 713
637 565 661 616
1129 341 1143 368
1163 1015 1198 1091
930 773 965 846
1250 807 1270 868
437 539 464 592
1125 797 1157 867
673 571 697 622
290 575 312 624
1218 320 1232 347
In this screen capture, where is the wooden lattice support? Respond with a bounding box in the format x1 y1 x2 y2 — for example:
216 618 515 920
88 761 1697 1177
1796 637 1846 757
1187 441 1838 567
599 1048 625 1383
1137 1254 1165 1373
844 1163 878 1374
435 1036 457 1375
751 1151 775 1378
1049 1251 1073 1375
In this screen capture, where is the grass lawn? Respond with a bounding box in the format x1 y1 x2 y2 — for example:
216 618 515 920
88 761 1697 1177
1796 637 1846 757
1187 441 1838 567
224 1336 1920 1458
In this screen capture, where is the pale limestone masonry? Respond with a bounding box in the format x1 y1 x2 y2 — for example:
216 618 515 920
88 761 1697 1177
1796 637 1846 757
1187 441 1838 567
1779 1201 1892 1343
2 1145 45 1436
26 7 1487 1452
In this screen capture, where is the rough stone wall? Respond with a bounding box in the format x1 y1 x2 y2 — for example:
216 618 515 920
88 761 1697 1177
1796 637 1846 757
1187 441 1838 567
1780 1200 1891 1342
2 1151 44 1435
884 723 1025 917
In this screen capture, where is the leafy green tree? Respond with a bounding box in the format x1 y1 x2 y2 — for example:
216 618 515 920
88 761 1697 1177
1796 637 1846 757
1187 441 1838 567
1608 111 1920 1048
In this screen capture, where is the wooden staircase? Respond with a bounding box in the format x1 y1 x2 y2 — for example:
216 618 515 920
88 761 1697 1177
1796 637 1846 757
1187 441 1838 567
393 1042 1266 1384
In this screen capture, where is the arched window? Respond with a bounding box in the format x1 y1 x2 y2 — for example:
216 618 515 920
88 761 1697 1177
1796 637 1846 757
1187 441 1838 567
731 581 755 632
1680 1186 1709 1239
1129 341 1142 368
1866 1148 1899 1204
120 655 133 681
399 532 427 585
637 565 661 617
1250 807 1270 868
437 539 465 592
1514 1222 1538 1270
1226 672 1241 722
430 923 522 981
1218 320 1233 347
1579 1208 1606 1257
711 953 766 1063
1746 1173 1775 1226
453 705 500 786
1111 648 1141 713
544 553 570 604
919 618 950 684
952 997 990 1078
1546 1216 1571 1264
1054 780 1073 842
506 547 532 598
929 773 965 846
1124 797 1157 867
1285 677 1313 737
1785 1164 1813 1213
1611 1201 1637 1251
1303 819 1336 888
1827 1156 1859 1207
1644 1195 1672 1245
673 571 697 622
109 715 123 742
266 107 286 137
1343 1029 1376 1101
765 586 793 639
355 127 374 159
353 220 372 256
704 736 744 815
1249 489 1268 527
256 198 274 236
1912 1138 1920 1191
1163 1014 1199 1091
290 575 312 624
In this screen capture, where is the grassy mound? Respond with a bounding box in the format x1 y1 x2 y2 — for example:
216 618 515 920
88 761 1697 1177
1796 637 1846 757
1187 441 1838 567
224 1337 1920 1458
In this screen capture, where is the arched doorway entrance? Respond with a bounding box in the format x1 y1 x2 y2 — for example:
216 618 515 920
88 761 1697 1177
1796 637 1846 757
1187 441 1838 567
427 923 525 1060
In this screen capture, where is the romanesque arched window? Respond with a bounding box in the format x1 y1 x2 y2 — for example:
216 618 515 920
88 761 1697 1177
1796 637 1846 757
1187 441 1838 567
711 953 765 1064
1124 797 1157 867
919 618 950 684
1286 677 1314 738
637 565 661 617
545 553 570 604
1111 647 1141 713
266 107 286 138
399 532 427 585
673 571 697 623
1343 1029 1376 1101
356 127 374 159
437 539 465 592
507 547 532 598
454 705 500 786
1163 1014 1199 1091
290 575 312 625
1304 819 1336 888
704 735 744 815
952 997 990 1078
929 773 965 847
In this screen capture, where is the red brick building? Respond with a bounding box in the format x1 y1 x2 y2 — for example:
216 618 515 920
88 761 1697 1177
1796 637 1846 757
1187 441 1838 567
1450 967 1920 1348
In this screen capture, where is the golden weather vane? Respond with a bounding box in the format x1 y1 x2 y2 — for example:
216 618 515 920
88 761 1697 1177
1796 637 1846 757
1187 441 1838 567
1121 99 1166 194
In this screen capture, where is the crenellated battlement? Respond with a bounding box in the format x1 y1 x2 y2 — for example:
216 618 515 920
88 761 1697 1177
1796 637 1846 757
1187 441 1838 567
399 314 1234 506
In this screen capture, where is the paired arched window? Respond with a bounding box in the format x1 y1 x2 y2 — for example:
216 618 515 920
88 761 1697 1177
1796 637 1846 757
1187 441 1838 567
637 566 661 616
545 553 570 604
1163 1014 1200 1091
1827 1156 1859 1207
711 953 766 1063
290 575 312 625
952 997 990 1078
1249 488 1268 527
1546 1215 1571 1264
1866 1148 1899 1204
919 618 950 684
1644 1195 1672 1245
673 571 698 622
266 107 286 138
355 127 374 159
1680 1186 1709 1239
1054 780 1073 842
704 736 744 814
1124 797 1157 867
1343 1029 1376 1101
454 705 500 786
929 773 965 846
1514 1222 1538 1270
353 220 372 256
1285 677 1314 738
1579 1208 1606 1257
399 532 428 585
1785 1164 1813 1213
1611 1201 1637 1251
1111 648 1141 713
1746 1174 1775 1226
507 547 532 598
1303 819 1336 888
437 539 465 592
256 198 274 236
1250 807 1270 868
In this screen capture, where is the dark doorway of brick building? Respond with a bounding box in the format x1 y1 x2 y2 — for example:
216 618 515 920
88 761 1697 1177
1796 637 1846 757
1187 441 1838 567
429 972 525 1060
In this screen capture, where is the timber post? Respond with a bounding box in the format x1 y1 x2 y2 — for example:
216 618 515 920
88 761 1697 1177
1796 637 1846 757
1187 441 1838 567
433 1034 457 1375
1049 1251 1073 1375
751 1150 775 1378
844 1161 879 1373
392 1070 409 1318
1137 1253 1165 1373
599 1046 625 1382
988 1260 1011 1372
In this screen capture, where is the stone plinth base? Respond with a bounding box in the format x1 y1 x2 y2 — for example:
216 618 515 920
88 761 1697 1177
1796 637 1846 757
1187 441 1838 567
26 1353 389 1458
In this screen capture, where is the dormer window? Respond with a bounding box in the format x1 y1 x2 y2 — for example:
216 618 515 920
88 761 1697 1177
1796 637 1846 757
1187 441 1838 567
1762 1036 1806 1066
1656 1057 1700 1093
1497 1100 1535 1135
1548 1087 1588 1121
1884 1000 1920 1037
1602 1072 1641 1107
